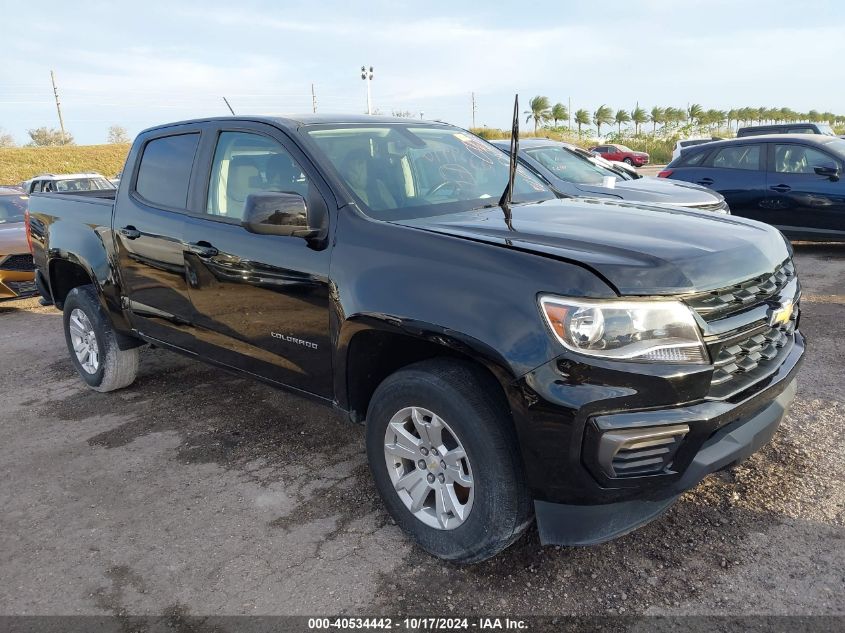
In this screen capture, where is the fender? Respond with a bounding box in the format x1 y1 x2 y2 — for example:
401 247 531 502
335 312 520 417
32 200 134 337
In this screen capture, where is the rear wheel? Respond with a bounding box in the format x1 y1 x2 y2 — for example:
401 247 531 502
624 157 634 166
63 285 138 392
366 359 532 563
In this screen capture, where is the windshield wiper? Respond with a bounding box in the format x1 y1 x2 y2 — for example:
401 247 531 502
498 94 519 228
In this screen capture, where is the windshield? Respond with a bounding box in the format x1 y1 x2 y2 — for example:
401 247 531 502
525 145 619 185
305 125 553 220
46 177 115 193
0 194 27 224
818 123 836 136
615 145 633 152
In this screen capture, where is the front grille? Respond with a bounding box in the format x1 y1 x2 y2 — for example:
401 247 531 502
686 259 795 321
704 301 799 400
0 254 35 272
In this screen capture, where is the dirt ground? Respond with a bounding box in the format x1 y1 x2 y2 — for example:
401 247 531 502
0 244 842 621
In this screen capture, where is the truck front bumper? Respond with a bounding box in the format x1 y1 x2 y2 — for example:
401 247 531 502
534 379 796 545
508 330 804 546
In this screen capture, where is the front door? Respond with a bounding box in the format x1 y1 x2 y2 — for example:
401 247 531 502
763 142 845 240
182 126 334 398
113 131 200 349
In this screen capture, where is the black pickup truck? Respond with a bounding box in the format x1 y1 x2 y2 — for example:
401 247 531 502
28 115 804 563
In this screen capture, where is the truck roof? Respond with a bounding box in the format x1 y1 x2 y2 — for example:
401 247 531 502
139 114 449 136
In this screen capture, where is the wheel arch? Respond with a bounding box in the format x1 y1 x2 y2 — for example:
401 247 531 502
337 315 518 425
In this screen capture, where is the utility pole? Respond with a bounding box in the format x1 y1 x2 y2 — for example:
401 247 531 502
361 65 374 115
50 70 66 143
311 83 317 113
471 92 477 128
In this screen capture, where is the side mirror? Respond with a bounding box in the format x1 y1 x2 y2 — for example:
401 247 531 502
242 192 320 238
814 162 840 181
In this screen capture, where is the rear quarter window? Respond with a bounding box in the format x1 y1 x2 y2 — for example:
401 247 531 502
678 149 709 167
135 133 200 210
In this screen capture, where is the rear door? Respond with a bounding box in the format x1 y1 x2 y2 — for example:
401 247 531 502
764 141 845 240
691 142 768 221
113 129 200 348
181 123 334 398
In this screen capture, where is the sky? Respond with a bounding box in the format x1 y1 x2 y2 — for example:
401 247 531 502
2 0 844 145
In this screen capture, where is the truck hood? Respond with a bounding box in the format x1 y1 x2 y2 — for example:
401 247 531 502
573 177 721 206
395 198 789 295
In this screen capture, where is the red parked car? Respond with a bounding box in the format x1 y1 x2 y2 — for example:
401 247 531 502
590 144 649 167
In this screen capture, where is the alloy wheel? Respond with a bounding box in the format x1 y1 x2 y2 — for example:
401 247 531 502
383 406 474 530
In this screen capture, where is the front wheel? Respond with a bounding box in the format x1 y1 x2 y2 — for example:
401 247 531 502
63 285 139 392
365 359 532 563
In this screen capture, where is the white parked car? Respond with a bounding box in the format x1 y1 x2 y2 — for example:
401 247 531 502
672 138 720 162
21 173 116 194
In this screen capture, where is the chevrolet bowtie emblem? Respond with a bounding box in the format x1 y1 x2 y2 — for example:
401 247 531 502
770 300 794 327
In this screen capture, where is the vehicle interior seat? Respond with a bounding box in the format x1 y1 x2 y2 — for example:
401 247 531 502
265 153 307 197
225 156 261 219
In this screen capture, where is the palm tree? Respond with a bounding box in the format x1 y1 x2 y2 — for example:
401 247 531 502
550 102 568 128
687 103 704 126
574 109 590 136
630 106 648 136
524 96 552 132
649 106 665 134
664 107 683 129
727 108 738 131
593 104 613 137
614 109 631 134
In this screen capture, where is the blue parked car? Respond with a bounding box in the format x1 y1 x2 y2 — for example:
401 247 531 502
492 139 729 213
660 135 845 241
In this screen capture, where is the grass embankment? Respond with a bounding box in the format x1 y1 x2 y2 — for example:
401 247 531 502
0 144 130 184
470 127 675 164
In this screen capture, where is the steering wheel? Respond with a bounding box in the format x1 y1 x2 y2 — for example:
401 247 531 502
426 163 476 197
426 180 462 197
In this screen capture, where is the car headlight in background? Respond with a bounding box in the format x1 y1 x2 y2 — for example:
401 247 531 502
539 295 708 363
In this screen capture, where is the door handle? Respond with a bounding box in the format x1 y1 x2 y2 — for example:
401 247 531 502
697 178 714 186
188 242 219 258
770 184 792 193
119 226 141 240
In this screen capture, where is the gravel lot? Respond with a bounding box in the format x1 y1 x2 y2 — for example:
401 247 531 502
0 244 843 620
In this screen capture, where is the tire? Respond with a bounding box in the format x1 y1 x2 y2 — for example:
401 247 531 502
63 285 139 392
623 157 634 166
365 359 532 563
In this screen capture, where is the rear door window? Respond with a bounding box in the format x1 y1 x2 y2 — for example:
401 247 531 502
135 133 200 210
708 145 762 170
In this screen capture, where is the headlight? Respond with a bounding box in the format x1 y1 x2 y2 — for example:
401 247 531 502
539 295 708 363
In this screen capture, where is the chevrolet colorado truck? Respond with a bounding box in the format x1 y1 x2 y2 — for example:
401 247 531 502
28 115 804 563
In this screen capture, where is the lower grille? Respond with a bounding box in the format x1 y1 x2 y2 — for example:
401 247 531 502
0 254 35 272
5 280 36 296
598 424 689 478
